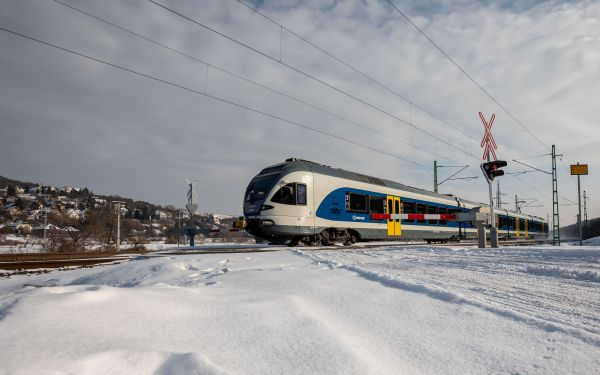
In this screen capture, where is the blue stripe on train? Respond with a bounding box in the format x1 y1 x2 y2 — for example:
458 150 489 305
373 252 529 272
315 187 468 227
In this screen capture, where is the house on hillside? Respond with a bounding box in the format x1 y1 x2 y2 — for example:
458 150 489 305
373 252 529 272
93 197 107 207
16 223 32 235
65 208 80 220
15 186 24 195
155 210 167 221
0 187 7 197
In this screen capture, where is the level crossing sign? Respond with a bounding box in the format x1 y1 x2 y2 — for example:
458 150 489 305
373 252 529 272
479 112 497 160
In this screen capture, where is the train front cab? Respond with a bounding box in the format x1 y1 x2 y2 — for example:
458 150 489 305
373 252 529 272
243 169 315 242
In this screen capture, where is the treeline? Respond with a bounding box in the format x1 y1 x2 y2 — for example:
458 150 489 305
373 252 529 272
560 217 600 240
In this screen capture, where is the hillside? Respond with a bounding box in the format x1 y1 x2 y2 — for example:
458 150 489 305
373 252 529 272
0 175 248 250
560 217 600 240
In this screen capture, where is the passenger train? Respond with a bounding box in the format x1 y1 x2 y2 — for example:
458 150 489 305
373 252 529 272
242 158 548 245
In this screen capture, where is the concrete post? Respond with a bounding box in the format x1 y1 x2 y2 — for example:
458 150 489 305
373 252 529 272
477 223 487 248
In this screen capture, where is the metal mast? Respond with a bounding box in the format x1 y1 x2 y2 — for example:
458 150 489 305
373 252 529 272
551 145 560 245
584 190 588 237
434 160 438 193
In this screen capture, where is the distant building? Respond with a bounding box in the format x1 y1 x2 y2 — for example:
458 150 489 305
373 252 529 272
155 210 167 221
65 209 80 220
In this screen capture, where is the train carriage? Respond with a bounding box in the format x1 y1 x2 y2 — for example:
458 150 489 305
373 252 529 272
243 158 548 245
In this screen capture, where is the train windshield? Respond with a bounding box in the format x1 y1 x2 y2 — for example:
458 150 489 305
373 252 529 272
245 175 278 203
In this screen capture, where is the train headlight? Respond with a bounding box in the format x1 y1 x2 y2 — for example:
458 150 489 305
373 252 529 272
260 219 275 227
260 204 274 211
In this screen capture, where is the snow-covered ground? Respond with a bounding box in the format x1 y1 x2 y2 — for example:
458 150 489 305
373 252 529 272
0 244 599 374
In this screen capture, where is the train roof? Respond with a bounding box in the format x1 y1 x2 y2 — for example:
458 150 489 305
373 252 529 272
258 158 546 222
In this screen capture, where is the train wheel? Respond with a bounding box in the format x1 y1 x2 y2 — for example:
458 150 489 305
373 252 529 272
343 231 357 246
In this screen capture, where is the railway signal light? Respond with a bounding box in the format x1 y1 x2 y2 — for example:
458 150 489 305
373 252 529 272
481 160 507 182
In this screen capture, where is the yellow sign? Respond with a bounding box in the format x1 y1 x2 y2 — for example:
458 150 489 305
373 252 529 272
570 164 588 175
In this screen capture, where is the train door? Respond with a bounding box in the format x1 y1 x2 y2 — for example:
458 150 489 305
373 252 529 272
515 217 520 238
386 195 401 237
525 219 529 238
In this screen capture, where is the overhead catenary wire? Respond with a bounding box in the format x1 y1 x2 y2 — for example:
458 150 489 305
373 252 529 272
146 0 477 160
384 0 549 152
145 0 550 205
234 0 475 141
0 26 432 170
50 0 461 165
231 0 554 210
23 3 551 216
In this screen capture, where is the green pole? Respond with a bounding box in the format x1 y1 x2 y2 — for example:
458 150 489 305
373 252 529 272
552 145 560 245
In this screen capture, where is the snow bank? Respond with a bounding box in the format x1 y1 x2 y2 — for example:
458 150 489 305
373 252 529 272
0 247 599 374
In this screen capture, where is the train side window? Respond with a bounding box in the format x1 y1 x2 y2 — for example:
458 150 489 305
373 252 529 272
347 192 368 213
402 201 415 224
296 184 307 206
271 183 296 205
369 196 385 214
427 205 438 225
439 207 448 225
416 203 426 224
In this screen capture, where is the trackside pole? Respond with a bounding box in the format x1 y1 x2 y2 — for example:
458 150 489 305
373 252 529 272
485 153 499 248
578 172 582 246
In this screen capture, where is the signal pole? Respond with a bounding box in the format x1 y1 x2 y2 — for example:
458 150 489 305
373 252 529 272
479 112 505 248
570 163 588 246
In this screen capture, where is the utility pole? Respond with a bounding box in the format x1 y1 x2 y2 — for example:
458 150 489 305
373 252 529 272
434 160 438 193
514 195 526 213
570 163 588 246
177 210 181 247
551 145 561 245
512 147 561 245
433 161 477 194
186 179 199 247
578 164 582 246
112 201 125 252
43 207 48 243
584 191 588 237
496 180 502 208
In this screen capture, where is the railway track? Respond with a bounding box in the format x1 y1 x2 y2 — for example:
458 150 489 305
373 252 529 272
0 239 550 273
0 251 139 271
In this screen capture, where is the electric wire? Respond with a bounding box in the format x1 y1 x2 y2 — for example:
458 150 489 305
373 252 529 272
0 25 432 170
51 0 460 165
234 0 475 141
384 0 549 152
25 3 554 219
148 0 552 213
146 0 477 160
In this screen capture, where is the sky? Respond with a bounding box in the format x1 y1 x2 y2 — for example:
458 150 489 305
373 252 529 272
1 0 599 224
